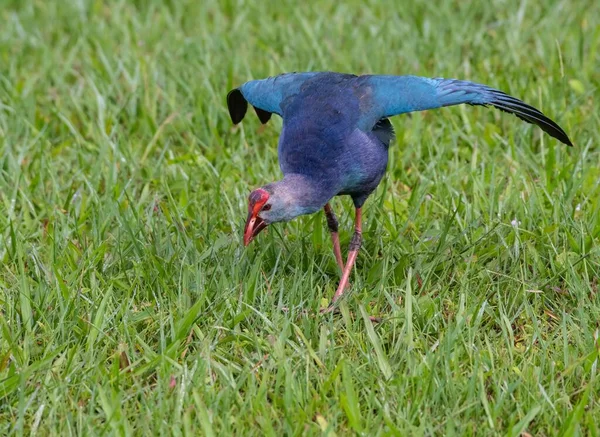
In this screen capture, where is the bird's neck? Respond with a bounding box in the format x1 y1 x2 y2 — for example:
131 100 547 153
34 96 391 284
275 173 336 215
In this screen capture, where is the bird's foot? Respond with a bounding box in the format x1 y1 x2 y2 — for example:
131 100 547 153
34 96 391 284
319 304 382 323
319 305 339 315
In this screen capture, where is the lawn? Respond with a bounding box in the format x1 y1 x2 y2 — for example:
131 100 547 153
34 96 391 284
1 0 599 435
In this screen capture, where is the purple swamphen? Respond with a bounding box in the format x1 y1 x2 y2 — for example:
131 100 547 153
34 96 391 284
227 72 572 310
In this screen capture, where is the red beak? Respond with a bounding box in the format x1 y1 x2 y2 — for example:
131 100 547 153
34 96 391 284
243 212 267 246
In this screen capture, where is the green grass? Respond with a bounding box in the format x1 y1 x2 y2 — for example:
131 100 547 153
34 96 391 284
1 0 599 434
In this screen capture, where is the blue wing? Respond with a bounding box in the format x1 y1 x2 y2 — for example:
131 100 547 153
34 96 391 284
359 75 572 146
227 72 320 124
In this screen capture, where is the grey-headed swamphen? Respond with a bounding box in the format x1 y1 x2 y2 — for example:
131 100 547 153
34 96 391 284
227 72 572 311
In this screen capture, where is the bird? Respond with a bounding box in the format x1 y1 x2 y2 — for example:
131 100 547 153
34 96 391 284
227 72 572 311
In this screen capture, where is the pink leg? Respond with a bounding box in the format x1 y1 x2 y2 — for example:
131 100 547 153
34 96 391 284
324 203 344 272
332 207 362 303
321 208 362 313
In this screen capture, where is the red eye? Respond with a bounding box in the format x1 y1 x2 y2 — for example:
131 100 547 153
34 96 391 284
262 204 271 211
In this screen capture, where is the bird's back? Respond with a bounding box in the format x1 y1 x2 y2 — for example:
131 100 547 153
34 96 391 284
279 74 358 171
276 74 391 204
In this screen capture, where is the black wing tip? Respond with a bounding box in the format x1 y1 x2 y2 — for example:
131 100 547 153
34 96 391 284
533 118 573 147
490 93 573 147
534 115 573 147
532 120 573 148
556 133 573 147
226 88 273 125
227 89 247 124
550 131 573 147
253 106 272 124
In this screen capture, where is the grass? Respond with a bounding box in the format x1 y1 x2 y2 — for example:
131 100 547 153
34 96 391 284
0 0 599 434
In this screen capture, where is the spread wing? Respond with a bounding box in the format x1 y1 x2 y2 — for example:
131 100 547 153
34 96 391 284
227 72 320 125
358 75 572 146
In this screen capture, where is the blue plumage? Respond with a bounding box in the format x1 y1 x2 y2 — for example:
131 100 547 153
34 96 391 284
229 71 571 208
230 71 572 307
231 73 572 145
239 72 320 116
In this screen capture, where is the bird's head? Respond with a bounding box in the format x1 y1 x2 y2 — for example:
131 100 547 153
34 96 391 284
243 187 272 246
243 177 325 246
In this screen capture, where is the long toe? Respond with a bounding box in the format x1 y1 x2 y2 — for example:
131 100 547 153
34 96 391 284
320 305 340 315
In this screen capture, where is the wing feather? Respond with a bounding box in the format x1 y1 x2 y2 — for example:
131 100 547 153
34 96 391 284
360 75 572 146
227 72 319 124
